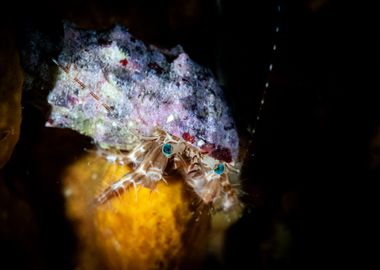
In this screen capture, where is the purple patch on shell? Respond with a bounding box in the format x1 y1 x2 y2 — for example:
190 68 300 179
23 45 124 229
47 23 239 163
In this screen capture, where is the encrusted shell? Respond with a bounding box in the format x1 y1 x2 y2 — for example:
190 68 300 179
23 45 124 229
47 23 239 163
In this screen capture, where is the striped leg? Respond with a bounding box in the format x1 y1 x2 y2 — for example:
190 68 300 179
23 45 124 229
94 139 169 205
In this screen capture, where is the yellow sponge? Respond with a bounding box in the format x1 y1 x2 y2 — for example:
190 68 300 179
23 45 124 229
62 151 210 270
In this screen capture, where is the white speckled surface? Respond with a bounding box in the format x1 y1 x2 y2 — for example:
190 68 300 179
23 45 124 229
47 23 239 162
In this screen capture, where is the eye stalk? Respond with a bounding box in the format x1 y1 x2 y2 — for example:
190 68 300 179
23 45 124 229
162 143 173 157
214 163 225 175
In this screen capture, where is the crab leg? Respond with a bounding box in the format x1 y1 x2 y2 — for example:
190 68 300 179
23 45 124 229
94 134 171 205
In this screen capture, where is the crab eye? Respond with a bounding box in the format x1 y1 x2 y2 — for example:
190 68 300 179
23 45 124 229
162 143 173 157
214 163 225 175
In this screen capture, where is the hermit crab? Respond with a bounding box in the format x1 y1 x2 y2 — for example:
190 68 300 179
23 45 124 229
45 22 242 214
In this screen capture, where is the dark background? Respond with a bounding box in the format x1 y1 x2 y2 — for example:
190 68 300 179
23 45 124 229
1 0 377 269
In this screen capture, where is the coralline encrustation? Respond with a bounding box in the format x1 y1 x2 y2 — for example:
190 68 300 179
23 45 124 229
47 23 239 163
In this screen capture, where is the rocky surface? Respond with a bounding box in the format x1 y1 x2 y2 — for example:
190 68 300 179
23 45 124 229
45 23 239 163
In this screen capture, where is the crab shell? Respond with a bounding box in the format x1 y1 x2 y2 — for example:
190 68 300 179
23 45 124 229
47 23 239 164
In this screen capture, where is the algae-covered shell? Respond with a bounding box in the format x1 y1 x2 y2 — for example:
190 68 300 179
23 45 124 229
47 23 239 163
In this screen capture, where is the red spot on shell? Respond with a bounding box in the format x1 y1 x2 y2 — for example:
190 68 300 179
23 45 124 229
200 143 215 154
119 58 128 67
211 147 232 163
182 132 195 143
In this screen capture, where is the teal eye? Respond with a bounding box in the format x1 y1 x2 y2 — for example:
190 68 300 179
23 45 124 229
162 143 173 157
214 163 225 175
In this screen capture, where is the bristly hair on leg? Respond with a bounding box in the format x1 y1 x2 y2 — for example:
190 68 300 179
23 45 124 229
125 140 155 168
93 127 243 223
93 133 169 205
